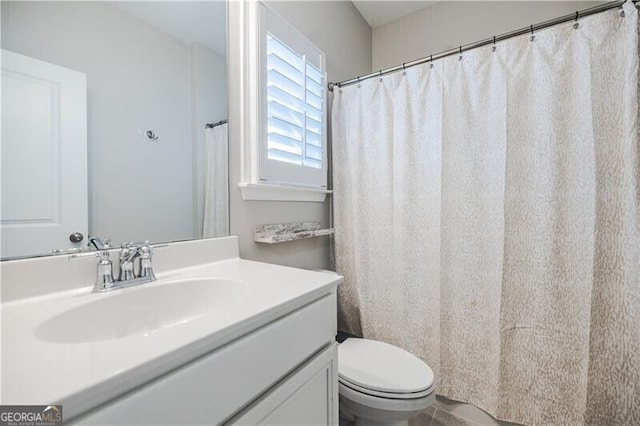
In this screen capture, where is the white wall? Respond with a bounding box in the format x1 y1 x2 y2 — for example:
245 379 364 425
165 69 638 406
2 1 227 248
228 1 372 270
372 1 603 70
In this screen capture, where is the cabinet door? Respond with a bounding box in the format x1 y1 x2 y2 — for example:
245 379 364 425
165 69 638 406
230 343 338 426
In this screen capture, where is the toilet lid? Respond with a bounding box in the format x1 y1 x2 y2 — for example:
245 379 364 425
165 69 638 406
338 338 434 394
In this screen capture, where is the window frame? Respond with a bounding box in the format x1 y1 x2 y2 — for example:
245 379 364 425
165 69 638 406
259 4 328 189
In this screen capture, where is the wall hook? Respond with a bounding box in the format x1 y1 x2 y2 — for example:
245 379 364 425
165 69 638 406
145 130 159 141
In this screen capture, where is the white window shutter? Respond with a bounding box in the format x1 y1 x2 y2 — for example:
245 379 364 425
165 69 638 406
259 8 327 188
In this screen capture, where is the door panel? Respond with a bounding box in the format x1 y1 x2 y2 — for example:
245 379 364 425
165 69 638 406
1 49 88 258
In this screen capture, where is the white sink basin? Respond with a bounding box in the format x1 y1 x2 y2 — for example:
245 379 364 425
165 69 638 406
35 278 248 343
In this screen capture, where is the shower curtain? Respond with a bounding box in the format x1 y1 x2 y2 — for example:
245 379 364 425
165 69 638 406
202 123 229 238
332 3 640 424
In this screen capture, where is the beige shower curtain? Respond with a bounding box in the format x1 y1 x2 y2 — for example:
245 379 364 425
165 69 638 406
332 2 640 424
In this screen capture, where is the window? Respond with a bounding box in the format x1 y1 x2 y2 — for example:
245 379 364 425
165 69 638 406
259 6 327 189
234 2 331 202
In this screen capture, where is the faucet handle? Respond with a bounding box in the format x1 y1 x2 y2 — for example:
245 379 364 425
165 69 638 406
138 244 152 257
94 250 115 292
137 244 156 280
96 250 111 262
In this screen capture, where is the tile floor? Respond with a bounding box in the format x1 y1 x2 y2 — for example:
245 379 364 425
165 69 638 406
410 407 479 426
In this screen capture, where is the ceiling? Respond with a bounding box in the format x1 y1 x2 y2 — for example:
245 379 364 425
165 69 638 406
109 1 227 57
352 1 439 28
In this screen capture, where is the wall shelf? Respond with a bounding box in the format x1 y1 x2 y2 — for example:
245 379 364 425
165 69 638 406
254 222 334 244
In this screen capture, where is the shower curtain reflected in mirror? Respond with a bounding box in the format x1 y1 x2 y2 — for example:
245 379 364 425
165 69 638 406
332 3 640 424
203 123 229 238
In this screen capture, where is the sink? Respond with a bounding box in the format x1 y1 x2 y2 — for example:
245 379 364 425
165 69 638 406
35 278 248 343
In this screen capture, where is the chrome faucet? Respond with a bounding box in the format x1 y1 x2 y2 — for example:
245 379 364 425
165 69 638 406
104 242 158 292
69 241 164 292
118 242 139 281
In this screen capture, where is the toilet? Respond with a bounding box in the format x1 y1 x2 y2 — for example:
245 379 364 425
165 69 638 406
338 338 435 426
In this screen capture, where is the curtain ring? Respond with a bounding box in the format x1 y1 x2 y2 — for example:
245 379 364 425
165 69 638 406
573 11 580 29
430 55 434 69
492 35 497 52
619 6 625 17
530 24 536 42
458 46 463 61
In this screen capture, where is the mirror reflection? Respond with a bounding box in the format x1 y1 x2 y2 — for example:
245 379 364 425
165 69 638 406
1 1 229 259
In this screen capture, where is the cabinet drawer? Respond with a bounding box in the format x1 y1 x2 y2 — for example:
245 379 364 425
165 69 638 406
229 343 338 426
73 293 337 425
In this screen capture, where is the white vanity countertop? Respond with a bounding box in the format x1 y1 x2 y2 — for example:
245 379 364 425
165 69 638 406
1 257 341 420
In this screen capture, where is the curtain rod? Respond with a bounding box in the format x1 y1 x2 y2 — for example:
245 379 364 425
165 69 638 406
206 119 228 129
328 0 636 91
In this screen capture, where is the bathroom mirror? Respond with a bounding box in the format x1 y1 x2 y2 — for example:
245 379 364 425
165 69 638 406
1 1 229 259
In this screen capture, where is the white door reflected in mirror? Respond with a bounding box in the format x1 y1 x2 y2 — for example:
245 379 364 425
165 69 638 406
1 49 88 259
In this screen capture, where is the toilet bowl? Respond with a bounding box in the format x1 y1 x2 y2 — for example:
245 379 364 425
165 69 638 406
338 338 435 426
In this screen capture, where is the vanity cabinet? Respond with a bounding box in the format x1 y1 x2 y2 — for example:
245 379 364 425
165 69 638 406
72 293 338 425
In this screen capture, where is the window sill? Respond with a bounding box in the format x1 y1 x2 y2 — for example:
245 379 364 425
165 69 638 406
238 182 331 202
